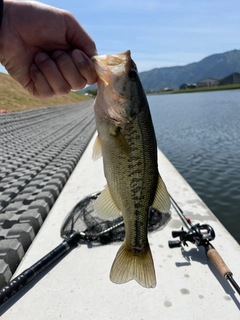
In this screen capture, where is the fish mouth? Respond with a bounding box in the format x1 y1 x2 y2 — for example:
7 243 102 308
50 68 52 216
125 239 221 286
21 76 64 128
92 50 134 124
91 50 131 66
92 50 131 83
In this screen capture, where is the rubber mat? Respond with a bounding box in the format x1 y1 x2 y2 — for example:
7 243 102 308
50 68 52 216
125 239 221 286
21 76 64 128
0 102 96 287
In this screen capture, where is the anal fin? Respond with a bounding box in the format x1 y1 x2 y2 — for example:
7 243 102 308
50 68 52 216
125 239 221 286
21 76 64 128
151 174 171 214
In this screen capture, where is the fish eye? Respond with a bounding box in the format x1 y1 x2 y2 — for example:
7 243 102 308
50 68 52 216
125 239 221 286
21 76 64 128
128 69 138 80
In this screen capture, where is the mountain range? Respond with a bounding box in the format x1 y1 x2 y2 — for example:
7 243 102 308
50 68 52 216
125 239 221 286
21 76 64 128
139 49 240 91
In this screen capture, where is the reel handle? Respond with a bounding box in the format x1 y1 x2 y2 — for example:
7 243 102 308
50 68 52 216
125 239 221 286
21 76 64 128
172 230 186 238
168 240 182 248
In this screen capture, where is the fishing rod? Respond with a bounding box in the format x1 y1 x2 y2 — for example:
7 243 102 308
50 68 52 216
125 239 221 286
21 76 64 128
168 195 240 296
0 231 82 306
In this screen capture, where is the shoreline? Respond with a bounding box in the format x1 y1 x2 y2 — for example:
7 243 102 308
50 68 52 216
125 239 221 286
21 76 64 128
146 84 240 95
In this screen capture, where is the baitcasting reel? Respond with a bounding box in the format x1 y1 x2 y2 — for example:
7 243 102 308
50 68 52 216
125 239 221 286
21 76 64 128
168 222 215 248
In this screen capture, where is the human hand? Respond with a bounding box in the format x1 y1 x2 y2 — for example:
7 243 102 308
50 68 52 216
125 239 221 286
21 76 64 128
0 0 98 98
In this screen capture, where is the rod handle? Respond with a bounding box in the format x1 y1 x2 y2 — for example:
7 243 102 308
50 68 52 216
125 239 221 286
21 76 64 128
206 247 231 278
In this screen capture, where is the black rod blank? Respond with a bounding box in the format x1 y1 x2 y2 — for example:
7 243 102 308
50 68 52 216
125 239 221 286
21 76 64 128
0 232 81 306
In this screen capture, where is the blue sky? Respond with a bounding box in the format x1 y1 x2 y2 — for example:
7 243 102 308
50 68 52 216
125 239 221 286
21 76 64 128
1 0 240 74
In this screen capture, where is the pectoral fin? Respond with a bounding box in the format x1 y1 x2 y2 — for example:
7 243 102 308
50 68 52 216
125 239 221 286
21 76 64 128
92 135 102 161
111 128 130 156
151 174 171 214
94 185 121 220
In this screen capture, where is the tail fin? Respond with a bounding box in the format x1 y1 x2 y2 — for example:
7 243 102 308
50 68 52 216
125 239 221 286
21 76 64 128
110 240 156 288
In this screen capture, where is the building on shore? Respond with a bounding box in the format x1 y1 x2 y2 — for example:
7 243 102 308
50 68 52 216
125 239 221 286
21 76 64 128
219 72 240 85
179 72 240 90
196 78 219 88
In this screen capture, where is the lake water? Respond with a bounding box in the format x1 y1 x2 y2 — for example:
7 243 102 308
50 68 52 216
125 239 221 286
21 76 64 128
148 90 240 244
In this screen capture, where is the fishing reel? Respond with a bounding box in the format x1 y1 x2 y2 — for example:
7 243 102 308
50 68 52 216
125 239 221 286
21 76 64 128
168 223 215 248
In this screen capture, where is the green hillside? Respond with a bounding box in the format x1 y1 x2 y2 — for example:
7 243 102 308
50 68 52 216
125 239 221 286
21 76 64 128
0 73 91 112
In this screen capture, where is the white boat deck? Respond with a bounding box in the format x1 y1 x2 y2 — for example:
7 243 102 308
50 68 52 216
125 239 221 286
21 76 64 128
1 133 240 319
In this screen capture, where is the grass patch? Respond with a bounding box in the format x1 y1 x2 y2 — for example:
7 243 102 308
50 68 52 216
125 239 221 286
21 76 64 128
0 73 92 112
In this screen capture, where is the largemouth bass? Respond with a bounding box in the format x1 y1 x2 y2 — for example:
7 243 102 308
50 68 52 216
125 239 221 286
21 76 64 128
92 50 170 288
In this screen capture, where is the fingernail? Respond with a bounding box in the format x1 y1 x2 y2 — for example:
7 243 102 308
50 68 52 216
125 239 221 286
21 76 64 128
72 49 85 63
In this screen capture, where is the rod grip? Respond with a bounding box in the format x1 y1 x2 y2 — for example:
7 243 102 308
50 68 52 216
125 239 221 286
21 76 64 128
206 248 231 278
